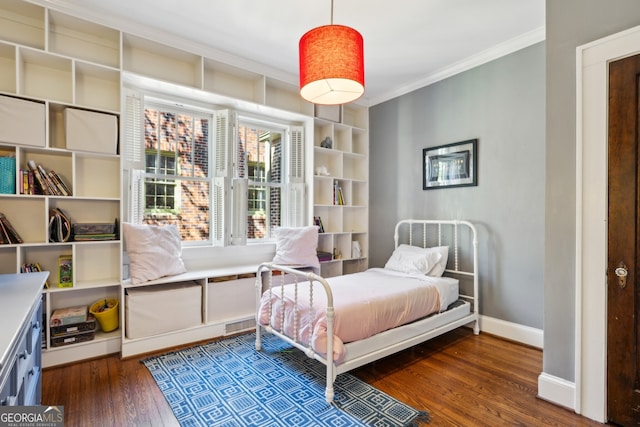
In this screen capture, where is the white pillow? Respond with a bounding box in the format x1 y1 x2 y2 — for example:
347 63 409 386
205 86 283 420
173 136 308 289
122 223 186 284
426 246 449 277
272 226 320 268
384 244 442 275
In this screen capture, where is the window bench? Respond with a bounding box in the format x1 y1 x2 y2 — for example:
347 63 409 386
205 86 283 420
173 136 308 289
120 264 262 358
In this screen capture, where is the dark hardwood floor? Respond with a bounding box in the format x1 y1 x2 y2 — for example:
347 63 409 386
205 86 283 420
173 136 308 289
42 329 606 426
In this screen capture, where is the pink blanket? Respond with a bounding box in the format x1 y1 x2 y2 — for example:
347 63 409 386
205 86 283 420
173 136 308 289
258 268 443 363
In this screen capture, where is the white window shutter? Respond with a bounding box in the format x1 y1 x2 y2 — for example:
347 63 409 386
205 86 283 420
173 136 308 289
212 177 229 245
231 178 248 245
123 90 145 224
214 110 235 178
129 169 144 224
285 182 306 227
288 126 304 183
123 90 144 170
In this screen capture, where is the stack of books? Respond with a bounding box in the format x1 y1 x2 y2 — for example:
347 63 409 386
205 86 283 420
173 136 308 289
72 221 117 241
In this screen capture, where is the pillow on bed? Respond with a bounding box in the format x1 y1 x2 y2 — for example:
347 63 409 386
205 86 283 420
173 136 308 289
272 226 320 268
122 222 186 284
426 246 449 277
384 244 442 275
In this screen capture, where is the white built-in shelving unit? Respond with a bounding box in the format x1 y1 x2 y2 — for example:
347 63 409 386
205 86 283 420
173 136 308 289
0 0 123 368
313 106 369 277
0 0 368 366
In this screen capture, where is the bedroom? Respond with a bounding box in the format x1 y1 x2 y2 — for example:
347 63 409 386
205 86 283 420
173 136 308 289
0 0 639 425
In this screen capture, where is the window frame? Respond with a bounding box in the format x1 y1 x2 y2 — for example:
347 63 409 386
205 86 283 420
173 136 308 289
123 85 309 249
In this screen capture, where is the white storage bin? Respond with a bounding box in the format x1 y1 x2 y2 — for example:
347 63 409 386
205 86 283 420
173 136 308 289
207 276 255 323
125 281 202 339
0 95 45 147
64 108 118 154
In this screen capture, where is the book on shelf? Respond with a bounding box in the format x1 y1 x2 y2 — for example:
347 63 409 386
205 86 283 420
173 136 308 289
26 160 47 195
0 217 11 244
333 180 345 205
37 163 58 195
19 169 35 195
313 216 325 233
48 170 72 196
58 255 73 288
0 212 23 244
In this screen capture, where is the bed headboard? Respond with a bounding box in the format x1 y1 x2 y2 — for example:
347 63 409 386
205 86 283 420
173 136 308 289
393 219 479 313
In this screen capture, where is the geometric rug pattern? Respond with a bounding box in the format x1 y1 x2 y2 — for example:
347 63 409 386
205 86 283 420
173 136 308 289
142 332 430 426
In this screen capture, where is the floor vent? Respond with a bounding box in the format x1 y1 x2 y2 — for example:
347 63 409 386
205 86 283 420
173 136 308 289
225 318 256 334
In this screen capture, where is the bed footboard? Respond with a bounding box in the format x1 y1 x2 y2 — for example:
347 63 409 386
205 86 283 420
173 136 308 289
255 263 337 403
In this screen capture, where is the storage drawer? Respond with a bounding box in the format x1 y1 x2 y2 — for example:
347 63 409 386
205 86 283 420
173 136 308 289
19 349 38 405
14 328 29 386
23 365 41 406
207 277 255 323
0 95 46 147
27 304 42 355
64 108 118 154
125 281 202 339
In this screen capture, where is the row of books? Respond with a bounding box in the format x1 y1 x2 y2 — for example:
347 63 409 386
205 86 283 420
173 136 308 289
333 180 345 205
21 160 72 196
0 212 23 244
20 262 49 288
19 257 71 289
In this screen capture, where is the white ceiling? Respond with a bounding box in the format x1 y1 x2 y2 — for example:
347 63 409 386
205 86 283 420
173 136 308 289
33 0 545 106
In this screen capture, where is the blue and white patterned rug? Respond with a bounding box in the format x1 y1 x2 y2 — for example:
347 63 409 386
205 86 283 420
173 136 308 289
142 332 430 426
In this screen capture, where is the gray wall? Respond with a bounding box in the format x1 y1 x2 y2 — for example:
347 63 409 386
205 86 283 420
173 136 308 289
370 42 545 328
544 0 640 381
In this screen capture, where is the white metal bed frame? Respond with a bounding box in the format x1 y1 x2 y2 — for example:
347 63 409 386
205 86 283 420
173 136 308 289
255 219 479 403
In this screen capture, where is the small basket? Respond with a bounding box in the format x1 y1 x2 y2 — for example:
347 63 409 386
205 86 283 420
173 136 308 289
0 157 16 194
89 298 119 332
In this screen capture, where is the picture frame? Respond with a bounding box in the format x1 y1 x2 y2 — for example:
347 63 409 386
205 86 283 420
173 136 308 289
423 139 477 190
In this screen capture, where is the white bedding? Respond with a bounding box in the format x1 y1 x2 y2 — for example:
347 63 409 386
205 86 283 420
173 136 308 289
258 267 459 362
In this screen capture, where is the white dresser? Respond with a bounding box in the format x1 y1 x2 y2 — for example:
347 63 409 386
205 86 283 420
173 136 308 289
0 272 48 406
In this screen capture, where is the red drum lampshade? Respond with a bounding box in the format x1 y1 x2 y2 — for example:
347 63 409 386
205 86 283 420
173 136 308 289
299 24 364 105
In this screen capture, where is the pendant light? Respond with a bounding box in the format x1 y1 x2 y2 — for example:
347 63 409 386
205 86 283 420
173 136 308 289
299 0 364 105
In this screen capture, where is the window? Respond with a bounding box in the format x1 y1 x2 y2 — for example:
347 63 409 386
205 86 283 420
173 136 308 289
124 90 305 247
141 104 211 242
237 124 283 240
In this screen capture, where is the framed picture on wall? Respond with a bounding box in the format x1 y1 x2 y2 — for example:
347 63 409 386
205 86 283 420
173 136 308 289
423 139 478 190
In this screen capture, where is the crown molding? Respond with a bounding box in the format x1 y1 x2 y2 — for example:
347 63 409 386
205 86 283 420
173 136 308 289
368 26 546 107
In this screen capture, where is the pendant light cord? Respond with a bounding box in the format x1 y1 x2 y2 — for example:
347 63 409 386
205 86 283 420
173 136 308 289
330 0 334 25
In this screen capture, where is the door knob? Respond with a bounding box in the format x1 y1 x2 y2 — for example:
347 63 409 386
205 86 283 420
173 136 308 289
615 262 628 289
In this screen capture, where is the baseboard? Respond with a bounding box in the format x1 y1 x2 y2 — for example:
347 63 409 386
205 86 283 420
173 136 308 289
537 372 576 411
479 315 543 348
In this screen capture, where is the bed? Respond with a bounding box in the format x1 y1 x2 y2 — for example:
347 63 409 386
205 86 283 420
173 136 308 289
255 219 479 403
